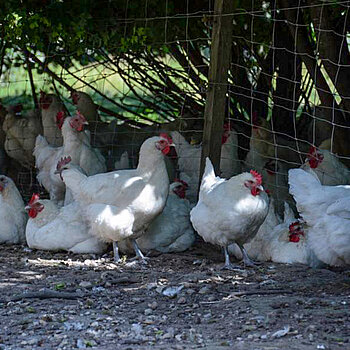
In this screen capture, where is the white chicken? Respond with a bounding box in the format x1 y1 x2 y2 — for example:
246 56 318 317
39 91 65 146
55 134 173 262
114 151 131 170
171 123 241 202
2 104 42 168
34 111 106 205
119 180 195 254
0 175 27 244
25 193 107 253
289 168 350 266
190 158 269 269
301 146 350 185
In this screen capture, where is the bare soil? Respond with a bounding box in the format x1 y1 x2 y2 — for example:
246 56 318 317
0 243 349 349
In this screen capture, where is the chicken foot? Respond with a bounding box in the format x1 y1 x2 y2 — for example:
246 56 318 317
221 246 242 271
238 243 262 267
132 239 148 263
113 241 121 263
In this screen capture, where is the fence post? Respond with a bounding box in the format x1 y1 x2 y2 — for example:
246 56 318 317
199 0 235 182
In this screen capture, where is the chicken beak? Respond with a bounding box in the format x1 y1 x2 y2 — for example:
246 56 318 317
83 121 89 125
258 185 264 192
25 205 31 211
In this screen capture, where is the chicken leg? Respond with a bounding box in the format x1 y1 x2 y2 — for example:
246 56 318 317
238 243 261 267
113 241 121 263
133 239 148 262
221 245 242 271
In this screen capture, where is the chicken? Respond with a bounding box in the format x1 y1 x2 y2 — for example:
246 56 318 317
25 193 106 253
2 104 42 168
0 175 27 244
55 134 173 262
301 146 350 185
119 180 195 254
244 115 309 174
39 91 65 146
190 158 269 269
171 123 241 202
289 168 350 266
0 104 9 171
114 151 131 170
34 111 106 205
267 218 322 267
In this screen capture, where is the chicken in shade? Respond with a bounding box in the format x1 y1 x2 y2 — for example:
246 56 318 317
55 134 173 263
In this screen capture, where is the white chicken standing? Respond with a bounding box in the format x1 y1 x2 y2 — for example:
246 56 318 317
0 175 27 244
39 91 65 146
301 146 350 185
171 123 241 202
25 193 106 253
119 180 195 254
289 168 350 266
55 134 173 262
34 111 106 205
190 158 269 269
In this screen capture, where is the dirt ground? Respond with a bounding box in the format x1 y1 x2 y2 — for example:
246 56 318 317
0 243 349 350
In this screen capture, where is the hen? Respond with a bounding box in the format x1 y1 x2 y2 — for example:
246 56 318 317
25 193 106 253
2 104 42 168
301 146 350 185
171 123 241 202
0 175 27 244
55 134 173 262
289 168 350 266
190 158 269 269
119 180 195 254
39 91 65 146
34 111 106 205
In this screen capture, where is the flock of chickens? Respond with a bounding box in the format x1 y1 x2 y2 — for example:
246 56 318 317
0 90 349 270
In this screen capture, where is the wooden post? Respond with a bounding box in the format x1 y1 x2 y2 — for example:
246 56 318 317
199 0 235 181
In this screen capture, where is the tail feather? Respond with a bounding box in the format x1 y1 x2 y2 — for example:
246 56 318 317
199 158 220 199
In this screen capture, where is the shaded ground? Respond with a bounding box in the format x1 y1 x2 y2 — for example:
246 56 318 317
0 243 349 349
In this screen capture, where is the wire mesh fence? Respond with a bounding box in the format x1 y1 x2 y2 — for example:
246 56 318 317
0 0 350 210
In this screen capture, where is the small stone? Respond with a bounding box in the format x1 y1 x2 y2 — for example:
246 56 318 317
208 295 216 302
186 288 196 295
148 301 158 310
198 286 211 294
76 339 86 349
144 308 153 316
177 297 186 304
79 281 93 288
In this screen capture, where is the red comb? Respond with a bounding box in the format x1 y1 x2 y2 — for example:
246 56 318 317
56 156 72 171
174 178 188 188
160 133 173 144
28 193 40 205
250 170 262 185
76 110 87 122
223 122 231 131
56 111 65 120
308 146 317 156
